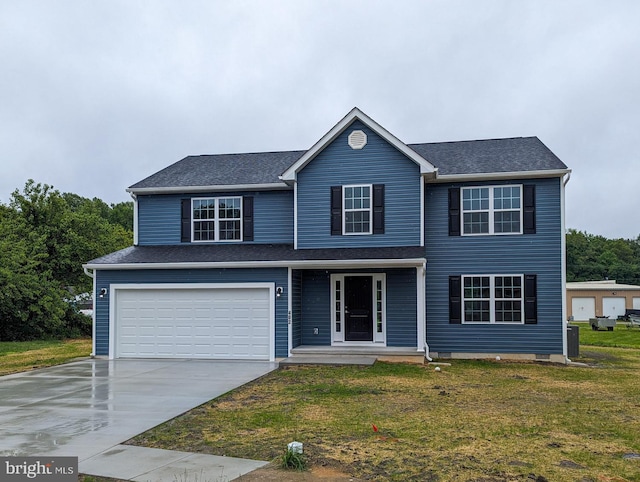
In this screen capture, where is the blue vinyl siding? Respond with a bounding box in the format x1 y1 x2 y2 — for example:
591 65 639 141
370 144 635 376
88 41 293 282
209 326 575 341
94 268 289 358
300 271 332 345
386 269 418 347
425 177 564 354
292 270 302 348
137 195 181 245
137 190 293 246
297 120 422 249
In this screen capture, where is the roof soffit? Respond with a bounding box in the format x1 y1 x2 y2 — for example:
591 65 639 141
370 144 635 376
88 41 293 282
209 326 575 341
280 107 437 182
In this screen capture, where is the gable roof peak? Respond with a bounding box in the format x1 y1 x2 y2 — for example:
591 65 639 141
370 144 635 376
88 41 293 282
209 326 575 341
280 108 436 182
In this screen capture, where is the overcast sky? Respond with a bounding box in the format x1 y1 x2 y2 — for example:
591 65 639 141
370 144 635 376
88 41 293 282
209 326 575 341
1 1 638 238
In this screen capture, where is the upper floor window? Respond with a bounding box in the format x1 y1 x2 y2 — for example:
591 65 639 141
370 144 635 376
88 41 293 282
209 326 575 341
192 197 242 241
462 185 522 235
344 185 372 235
331 184 384 236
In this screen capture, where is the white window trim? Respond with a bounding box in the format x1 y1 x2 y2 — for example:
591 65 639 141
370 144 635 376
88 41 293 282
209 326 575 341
461 185 523 236
342 184 373 235
191 196 242 242
461 274 525 324
331 273 386 344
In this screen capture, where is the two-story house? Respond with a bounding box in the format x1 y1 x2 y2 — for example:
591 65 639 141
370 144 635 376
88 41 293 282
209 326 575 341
84 108 571 363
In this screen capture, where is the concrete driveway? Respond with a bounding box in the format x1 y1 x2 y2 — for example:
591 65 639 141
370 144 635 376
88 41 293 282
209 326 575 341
0 359 277 462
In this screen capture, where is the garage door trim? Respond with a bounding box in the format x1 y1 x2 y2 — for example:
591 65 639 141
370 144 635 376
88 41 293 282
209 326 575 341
108 283 275 360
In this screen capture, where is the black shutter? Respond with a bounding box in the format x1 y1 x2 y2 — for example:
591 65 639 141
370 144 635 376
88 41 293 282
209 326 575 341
448 188 461 236
331 186 342 235
523 185 536 234
449 275 462 324
243 196 254 241
181 199 191 242
373 184 385 234
524 274 537 324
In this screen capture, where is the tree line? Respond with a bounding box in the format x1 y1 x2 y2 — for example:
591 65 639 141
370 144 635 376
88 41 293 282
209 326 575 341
566 229 640 285
0 180 132 341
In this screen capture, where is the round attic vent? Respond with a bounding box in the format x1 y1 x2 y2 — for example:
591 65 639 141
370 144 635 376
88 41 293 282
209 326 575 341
348 130 367 150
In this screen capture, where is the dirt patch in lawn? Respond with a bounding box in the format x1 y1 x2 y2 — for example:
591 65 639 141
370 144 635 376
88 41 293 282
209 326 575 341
236 463 362 481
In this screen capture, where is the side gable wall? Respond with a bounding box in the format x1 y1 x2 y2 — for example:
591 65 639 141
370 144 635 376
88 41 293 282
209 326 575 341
137 190 294 246
297 120 422 249
425 177 564 355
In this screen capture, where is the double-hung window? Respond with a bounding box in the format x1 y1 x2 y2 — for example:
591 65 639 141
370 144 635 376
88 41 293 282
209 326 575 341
343 185 372 235
462 185 522 235
192 197 242 241
462 274 523 323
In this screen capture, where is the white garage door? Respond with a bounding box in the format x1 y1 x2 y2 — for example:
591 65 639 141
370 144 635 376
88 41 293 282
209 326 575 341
571 297 595 321
114 285 273 360
603 297 625 320
633 297 640 310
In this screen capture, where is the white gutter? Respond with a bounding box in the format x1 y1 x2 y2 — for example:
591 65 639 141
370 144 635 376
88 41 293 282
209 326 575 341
82 257 427 271
431 169 571 183
126 183 289 195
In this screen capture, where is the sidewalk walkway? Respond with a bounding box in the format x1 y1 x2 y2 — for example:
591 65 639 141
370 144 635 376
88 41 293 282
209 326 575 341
80 444 268 481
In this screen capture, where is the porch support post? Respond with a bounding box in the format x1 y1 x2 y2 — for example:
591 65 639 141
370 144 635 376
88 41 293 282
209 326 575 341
287 267 293 357
416 262 427 356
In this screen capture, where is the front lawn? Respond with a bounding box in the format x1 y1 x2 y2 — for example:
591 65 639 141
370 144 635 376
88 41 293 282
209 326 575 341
0 338 91 376
130 350 640 481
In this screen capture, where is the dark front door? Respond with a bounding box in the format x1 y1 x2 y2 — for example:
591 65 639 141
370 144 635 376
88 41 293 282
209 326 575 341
345 276 373 341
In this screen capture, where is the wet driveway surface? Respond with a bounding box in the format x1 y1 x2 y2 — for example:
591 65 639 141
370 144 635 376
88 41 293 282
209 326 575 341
0 359 277 461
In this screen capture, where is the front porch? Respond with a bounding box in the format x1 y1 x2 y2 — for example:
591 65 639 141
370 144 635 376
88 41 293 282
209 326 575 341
289 266 426 356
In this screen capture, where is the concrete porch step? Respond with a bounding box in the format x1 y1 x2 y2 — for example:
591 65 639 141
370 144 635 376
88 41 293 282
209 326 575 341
285 346 426 365
279 355 378 367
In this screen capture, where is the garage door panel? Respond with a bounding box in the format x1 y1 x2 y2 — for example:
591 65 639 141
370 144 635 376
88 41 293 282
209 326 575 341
115 286 272 360
603 297 625 319
571 297 595 321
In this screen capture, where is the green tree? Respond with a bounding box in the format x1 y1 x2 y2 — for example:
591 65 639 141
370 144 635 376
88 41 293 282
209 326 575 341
0 180 133 340
0 207 67 340
566 229 640 285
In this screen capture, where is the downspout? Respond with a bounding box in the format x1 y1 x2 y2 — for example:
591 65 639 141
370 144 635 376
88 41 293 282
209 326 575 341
561 171 572 363
287 267 293 357
83 266 96 357
421 261 433 361
130 192 139 246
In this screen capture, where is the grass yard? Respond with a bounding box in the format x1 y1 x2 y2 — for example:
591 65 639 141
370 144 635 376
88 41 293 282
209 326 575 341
130 344 640 481
573 320 640 349
0 338 91 376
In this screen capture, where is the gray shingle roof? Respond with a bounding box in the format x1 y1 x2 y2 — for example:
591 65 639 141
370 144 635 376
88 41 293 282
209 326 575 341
129 150 305 189
86 244 426 266
128 137 567 190
408 137 567 176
